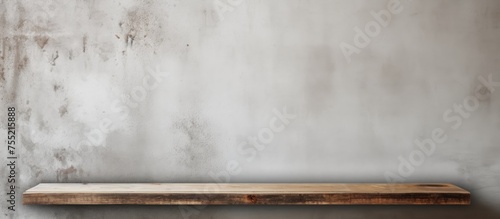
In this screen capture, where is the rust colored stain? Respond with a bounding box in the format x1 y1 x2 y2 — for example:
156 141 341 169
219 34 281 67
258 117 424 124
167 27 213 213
246 195 257 204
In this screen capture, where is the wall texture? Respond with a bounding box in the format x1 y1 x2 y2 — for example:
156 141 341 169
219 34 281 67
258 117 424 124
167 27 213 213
1 0 500 218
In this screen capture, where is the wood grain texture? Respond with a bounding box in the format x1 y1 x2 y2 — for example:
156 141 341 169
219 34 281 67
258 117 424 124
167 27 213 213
23 183 470 205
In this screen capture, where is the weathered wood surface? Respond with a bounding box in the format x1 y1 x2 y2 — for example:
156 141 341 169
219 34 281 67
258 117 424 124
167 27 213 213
23 183 470 205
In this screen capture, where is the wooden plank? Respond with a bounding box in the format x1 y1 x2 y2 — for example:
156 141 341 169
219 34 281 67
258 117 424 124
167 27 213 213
23 183 470 205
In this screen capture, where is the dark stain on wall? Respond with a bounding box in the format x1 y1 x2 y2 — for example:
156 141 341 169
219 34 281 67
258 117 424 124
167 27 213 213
57 165 78 182
50 50 59 66
119 1 165 53
83 35 87 53
172 115 219 173
54 148 68 165
0 40 5 83
0 2 31 102
59 104 68 117
53 84 61 91
0 43 5 84
34 35 49 49
0 6 6 83
9 36 28 101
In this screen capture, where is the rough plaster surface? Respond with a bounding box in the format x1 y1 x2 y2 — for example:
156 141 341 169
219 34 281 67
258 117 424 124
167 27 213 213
1 0 499 218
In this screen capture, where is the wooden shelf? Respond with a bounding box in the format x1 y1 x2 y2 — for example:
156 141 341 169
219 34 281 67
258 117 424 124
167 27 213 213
23 183 470 205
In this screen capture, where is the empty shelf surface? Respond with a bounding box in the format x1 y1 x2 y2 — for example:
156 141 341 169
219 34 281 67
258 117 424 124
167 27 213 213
23 183 470 205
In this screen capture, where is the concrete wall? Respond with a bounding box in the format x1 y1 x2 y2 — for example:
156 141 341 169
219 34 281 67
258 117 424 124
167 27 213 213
1 0 500 218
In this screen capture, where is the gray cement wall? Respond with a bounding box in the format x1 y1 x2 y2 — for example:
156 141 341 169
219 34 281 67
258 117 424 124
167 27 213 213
1 0 499 218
